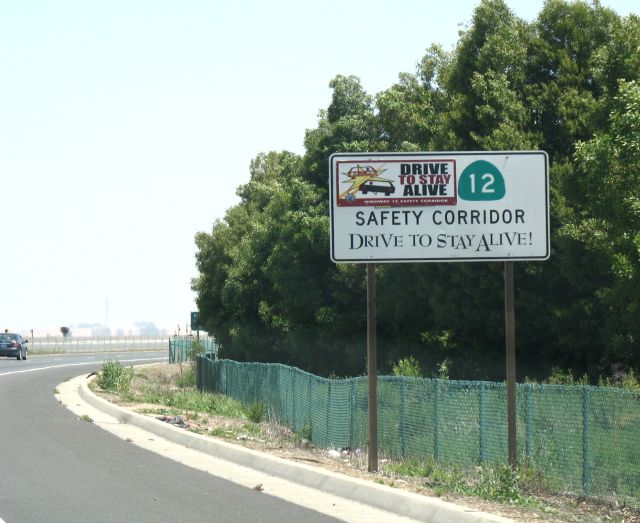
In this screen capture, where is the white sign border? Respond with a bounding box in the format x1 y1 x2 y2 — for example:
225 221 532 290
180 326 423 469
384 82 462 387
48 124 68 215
329 151 550 263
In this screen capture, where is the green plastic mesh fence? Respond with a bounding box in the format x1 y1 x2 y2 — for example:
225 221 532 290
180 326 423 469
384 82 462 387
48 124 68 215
196 357 640 503
169 337 218 363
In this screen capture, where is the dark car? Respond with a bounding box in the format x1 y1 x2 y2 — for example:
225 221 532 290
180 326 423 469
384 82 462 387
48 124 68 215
0 333 28 360
360 180 395 196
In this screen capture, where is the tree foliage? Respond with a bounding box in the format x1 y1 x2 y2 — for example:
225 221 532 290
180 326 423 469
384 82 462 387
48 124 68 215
193 1 640 380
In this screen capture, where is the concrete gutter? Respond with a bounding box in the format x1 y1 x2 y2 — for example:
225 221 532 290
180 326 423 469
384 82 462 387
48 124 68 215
74 374 513 523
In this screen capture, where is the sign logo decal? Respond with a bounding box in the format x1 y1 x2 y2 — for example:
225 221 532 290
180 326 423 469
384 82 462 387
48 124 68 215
336 159 457 207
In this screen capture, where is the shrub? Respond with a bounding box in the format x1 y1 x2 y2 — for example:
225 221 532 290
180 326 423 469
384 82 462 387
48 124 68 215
599 368 640 390
392 356 422 377
245 402 266 423
475 462 522 503
98 360 134 395
546 367 588 385
299 422 312 441
188 340 205 363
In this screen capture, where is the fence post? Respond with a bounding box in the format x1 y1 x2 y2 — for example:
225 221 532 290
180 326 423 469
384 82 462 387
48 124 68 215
349 379 356 450
434 380 441 463
222 361 228 395
307 374 312 440
291 367 297 432
326 380 332 448
526 384 533 461
583 386 591 497
196 356 202 391
479 382 486 464
401 378 408 459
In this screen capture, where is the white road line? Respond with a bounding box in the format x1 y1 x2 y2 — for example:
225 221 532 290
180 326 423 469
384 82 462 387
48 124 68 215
0 357 167 377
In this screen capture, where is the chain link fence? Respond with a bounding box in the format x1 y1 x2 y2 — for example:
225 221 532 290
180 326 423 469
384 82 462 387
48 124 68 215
196 357 640 504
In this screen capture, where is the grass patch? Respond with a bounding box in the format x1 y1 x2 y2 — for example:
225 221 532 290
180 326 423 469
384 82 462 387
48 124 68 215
79 414 93 423
293 422 313 445
210 427 236 439
100 365 292 447
385 458 437 478
384 458 544 507
136 407 181 416
242 422 262 435
135 384 246 419
176 366 197 388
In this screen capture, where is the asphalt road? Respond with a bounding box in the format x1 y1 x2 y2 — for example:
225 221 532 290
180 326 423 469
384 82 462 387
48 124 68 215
0 352 341 523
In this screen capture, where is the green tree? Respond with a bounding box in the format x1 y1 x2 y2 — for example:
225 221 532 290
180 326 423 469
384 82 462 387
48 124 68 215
565 80 640 370
437 0 536 150
525 0 620 159
303 75 381 189
192 152 303 362
518 3 637 377
376 45 447 150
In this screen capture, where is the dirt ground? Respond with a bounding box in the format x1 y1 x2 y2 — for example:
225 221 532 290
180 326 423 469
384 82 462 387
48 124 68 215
94 363 640 523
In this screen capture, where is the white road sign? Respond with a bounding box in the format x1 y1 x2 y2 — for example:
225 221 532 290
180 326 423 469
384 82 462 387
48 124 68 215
329 151 549 262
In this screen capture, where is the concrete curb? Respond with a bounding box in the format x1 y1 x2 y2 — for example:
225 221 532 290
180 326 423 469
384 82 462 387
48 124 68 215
77 375 513 523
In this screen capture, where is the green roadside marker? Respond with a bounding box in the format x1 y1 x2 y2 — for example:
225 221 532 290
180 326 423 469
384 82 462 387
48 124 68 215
458 160 506 201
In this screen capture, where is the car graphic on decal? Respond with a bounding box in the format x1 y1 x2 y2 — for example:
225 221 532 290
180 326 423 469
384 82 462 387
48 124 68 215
359 179 396 196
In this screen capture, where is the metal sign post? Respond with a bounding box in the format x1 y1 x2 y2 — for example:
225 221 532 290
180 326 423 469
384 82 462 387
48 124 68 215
505 261 517 469
367 263 378 472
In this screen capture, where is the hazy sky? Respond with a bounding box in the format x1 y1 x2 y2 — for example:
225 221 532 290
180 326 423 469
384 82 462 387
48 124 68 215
1 0 637 336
